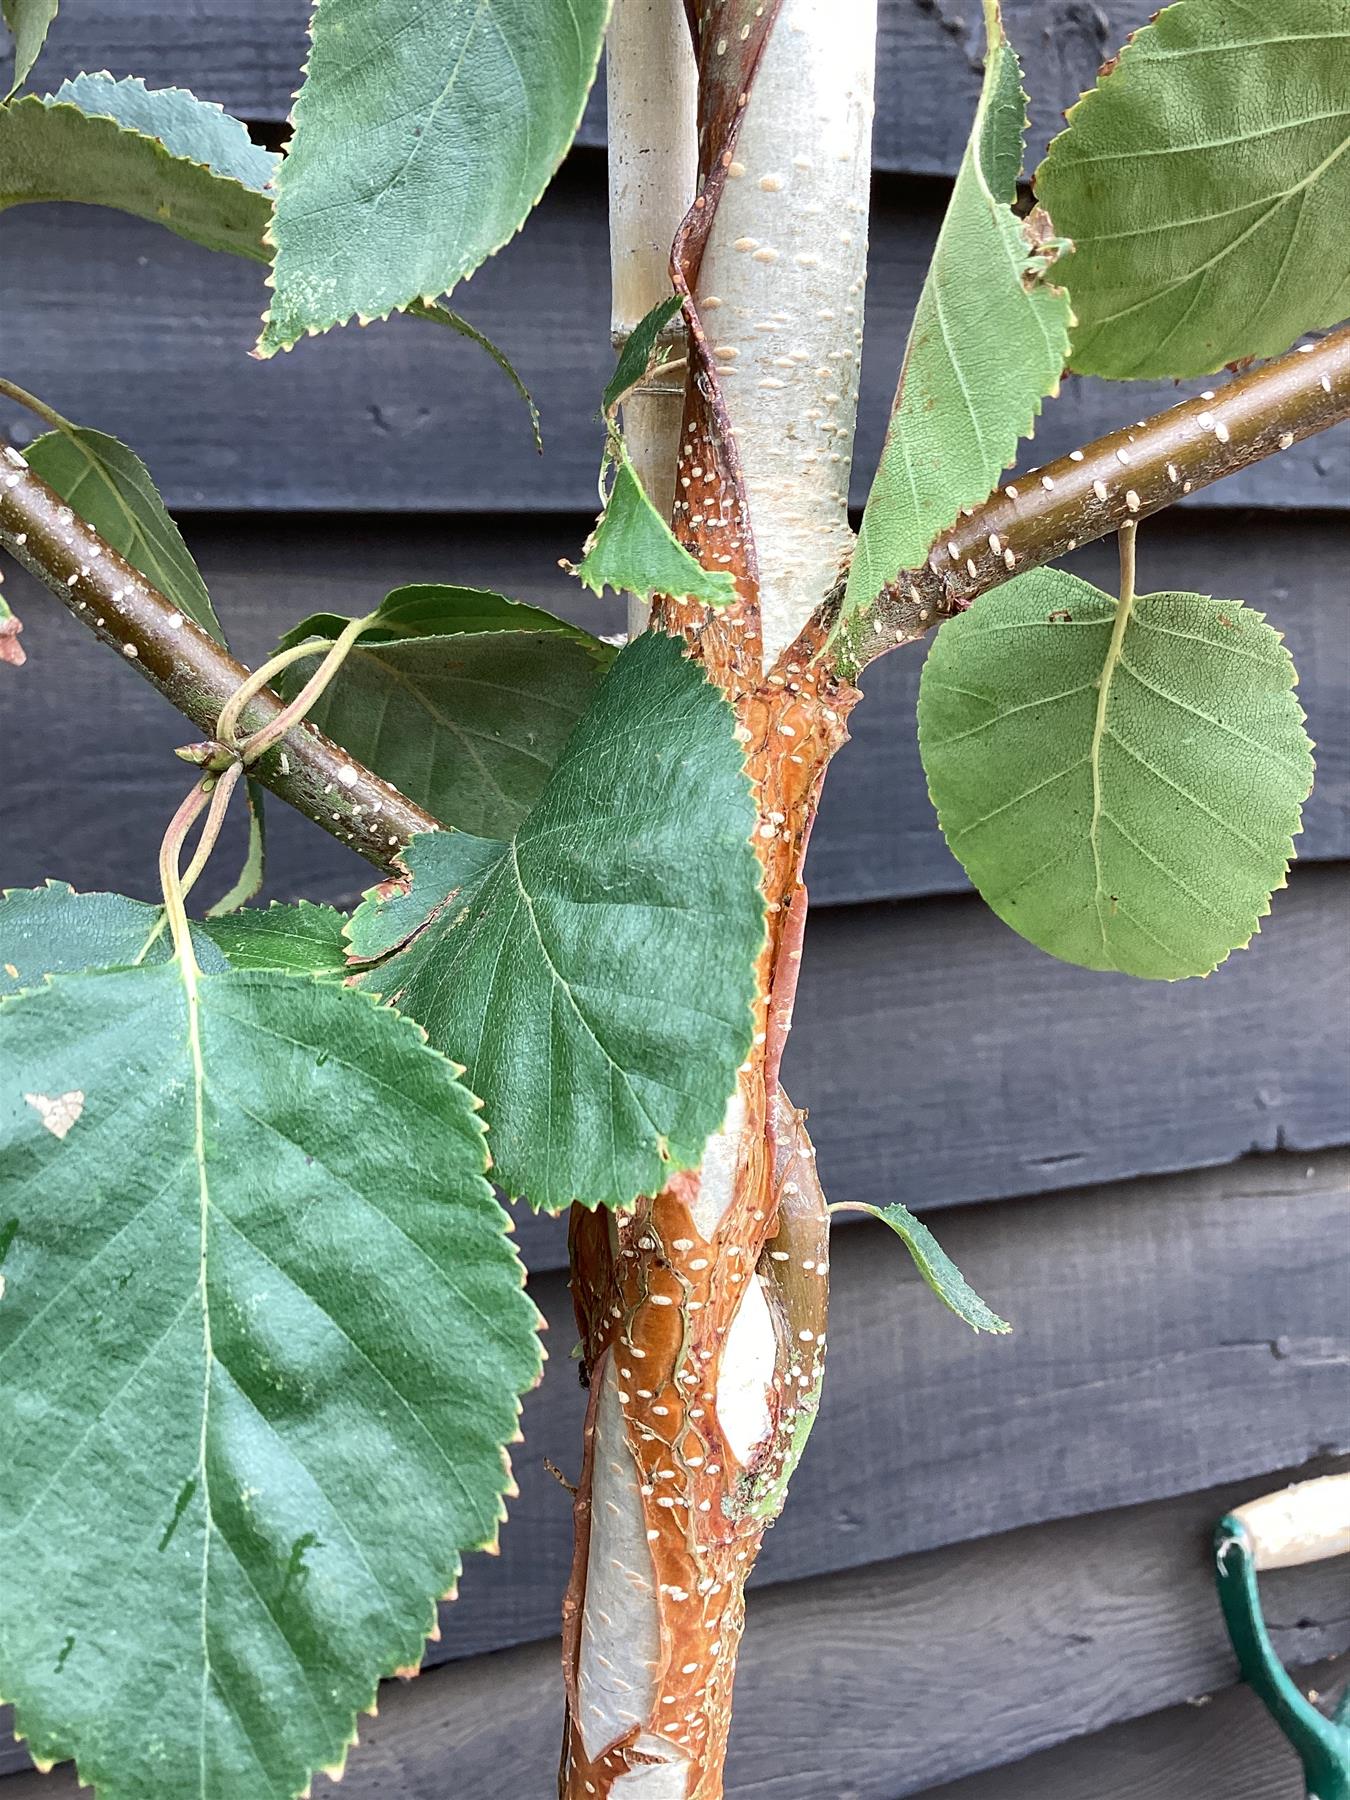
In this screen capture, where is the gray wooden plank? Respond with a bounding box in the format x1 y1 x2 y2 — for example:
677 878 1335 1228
1 510 1345 909
914 1659 1348 1800
2 0 1162 177
787 863 1350 1215
7 1461 1346 1793
2 181 1344 515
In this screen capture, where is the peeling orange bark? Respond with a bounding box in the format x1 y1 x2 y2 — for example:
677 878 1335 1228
559 627 857 1796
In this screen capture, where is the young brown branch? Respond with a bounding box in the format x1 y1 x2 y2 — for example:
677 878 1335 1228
0 446 441 869
830 324 1350 672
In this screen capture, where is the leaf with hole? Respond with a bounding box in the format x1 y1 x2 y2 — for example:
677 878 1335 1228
842 0 1071 633
0 960 541 1800
0 81 274 258
917 568 1314 979
347 630 765 1212
258 0 610 356
3 0 58 96
1037 0 1350 378
274 586 617 840
574 444 737 609
842 1202 1010 1333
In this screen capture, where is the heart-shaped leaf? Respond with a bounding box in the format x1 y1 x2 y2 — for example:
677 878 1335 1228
917 568 1314 978
1037 0 1350 377
347 630 765 1212
842 0 1072 631
0 960 541 1799
274 587 617 840
258 0 610 355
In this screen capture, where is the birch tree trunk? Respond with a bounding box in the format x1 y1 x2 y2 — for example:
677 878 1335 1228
560 6 878 1794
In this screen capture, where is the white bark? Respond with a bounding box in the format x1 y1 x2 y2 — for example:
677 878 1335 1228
695 0 878 663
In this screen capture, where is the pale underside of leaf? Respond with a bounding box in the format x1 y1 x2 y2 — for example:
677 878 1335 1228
1036 0 1350 377
50 73 280 191
2 0 59 96
346 631 765 1212
258 0 611 355
917 569 1314 979
842 0 1072 625
0 94 273 260
0 963 541 1800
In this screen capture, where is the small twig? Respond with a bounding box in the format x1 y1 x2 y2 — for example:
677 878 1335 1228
0 446 442 871
828 324 1350 672
544 1458 579 1496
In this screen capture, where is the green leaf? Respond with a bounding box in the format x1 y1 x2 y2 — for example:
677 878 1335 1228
0 883 231 991
844 1202 1010 1334
408 300 543 452
603 292 684 416
574 445 738 609
0 960 541 1799
917 569 1314 979
1036 0 1350 379
3 0 58 96
347 630 765 1213
258 0 610 356
274 586 617 840
199 900 350 978
841 0 1072 629
19 412 267 903
0 88 272 260
51 74 280 191
24 425 223 640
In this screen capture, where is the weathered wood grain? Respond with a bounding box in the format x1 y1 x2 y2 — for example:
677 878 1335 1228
916 1658 1347 1800
7 1462 1345 1793
3 183 1344 517
2 512 1345 909
789 865 1350 1214
2 0 1161 177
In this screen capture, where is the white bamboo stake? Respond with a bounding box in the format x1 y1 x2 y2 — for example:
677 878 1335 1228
608 0 699 639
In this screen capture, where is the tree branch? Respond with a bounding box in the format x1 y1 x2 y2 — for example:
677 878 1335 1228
0 446 442 870
830 324 1350 672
